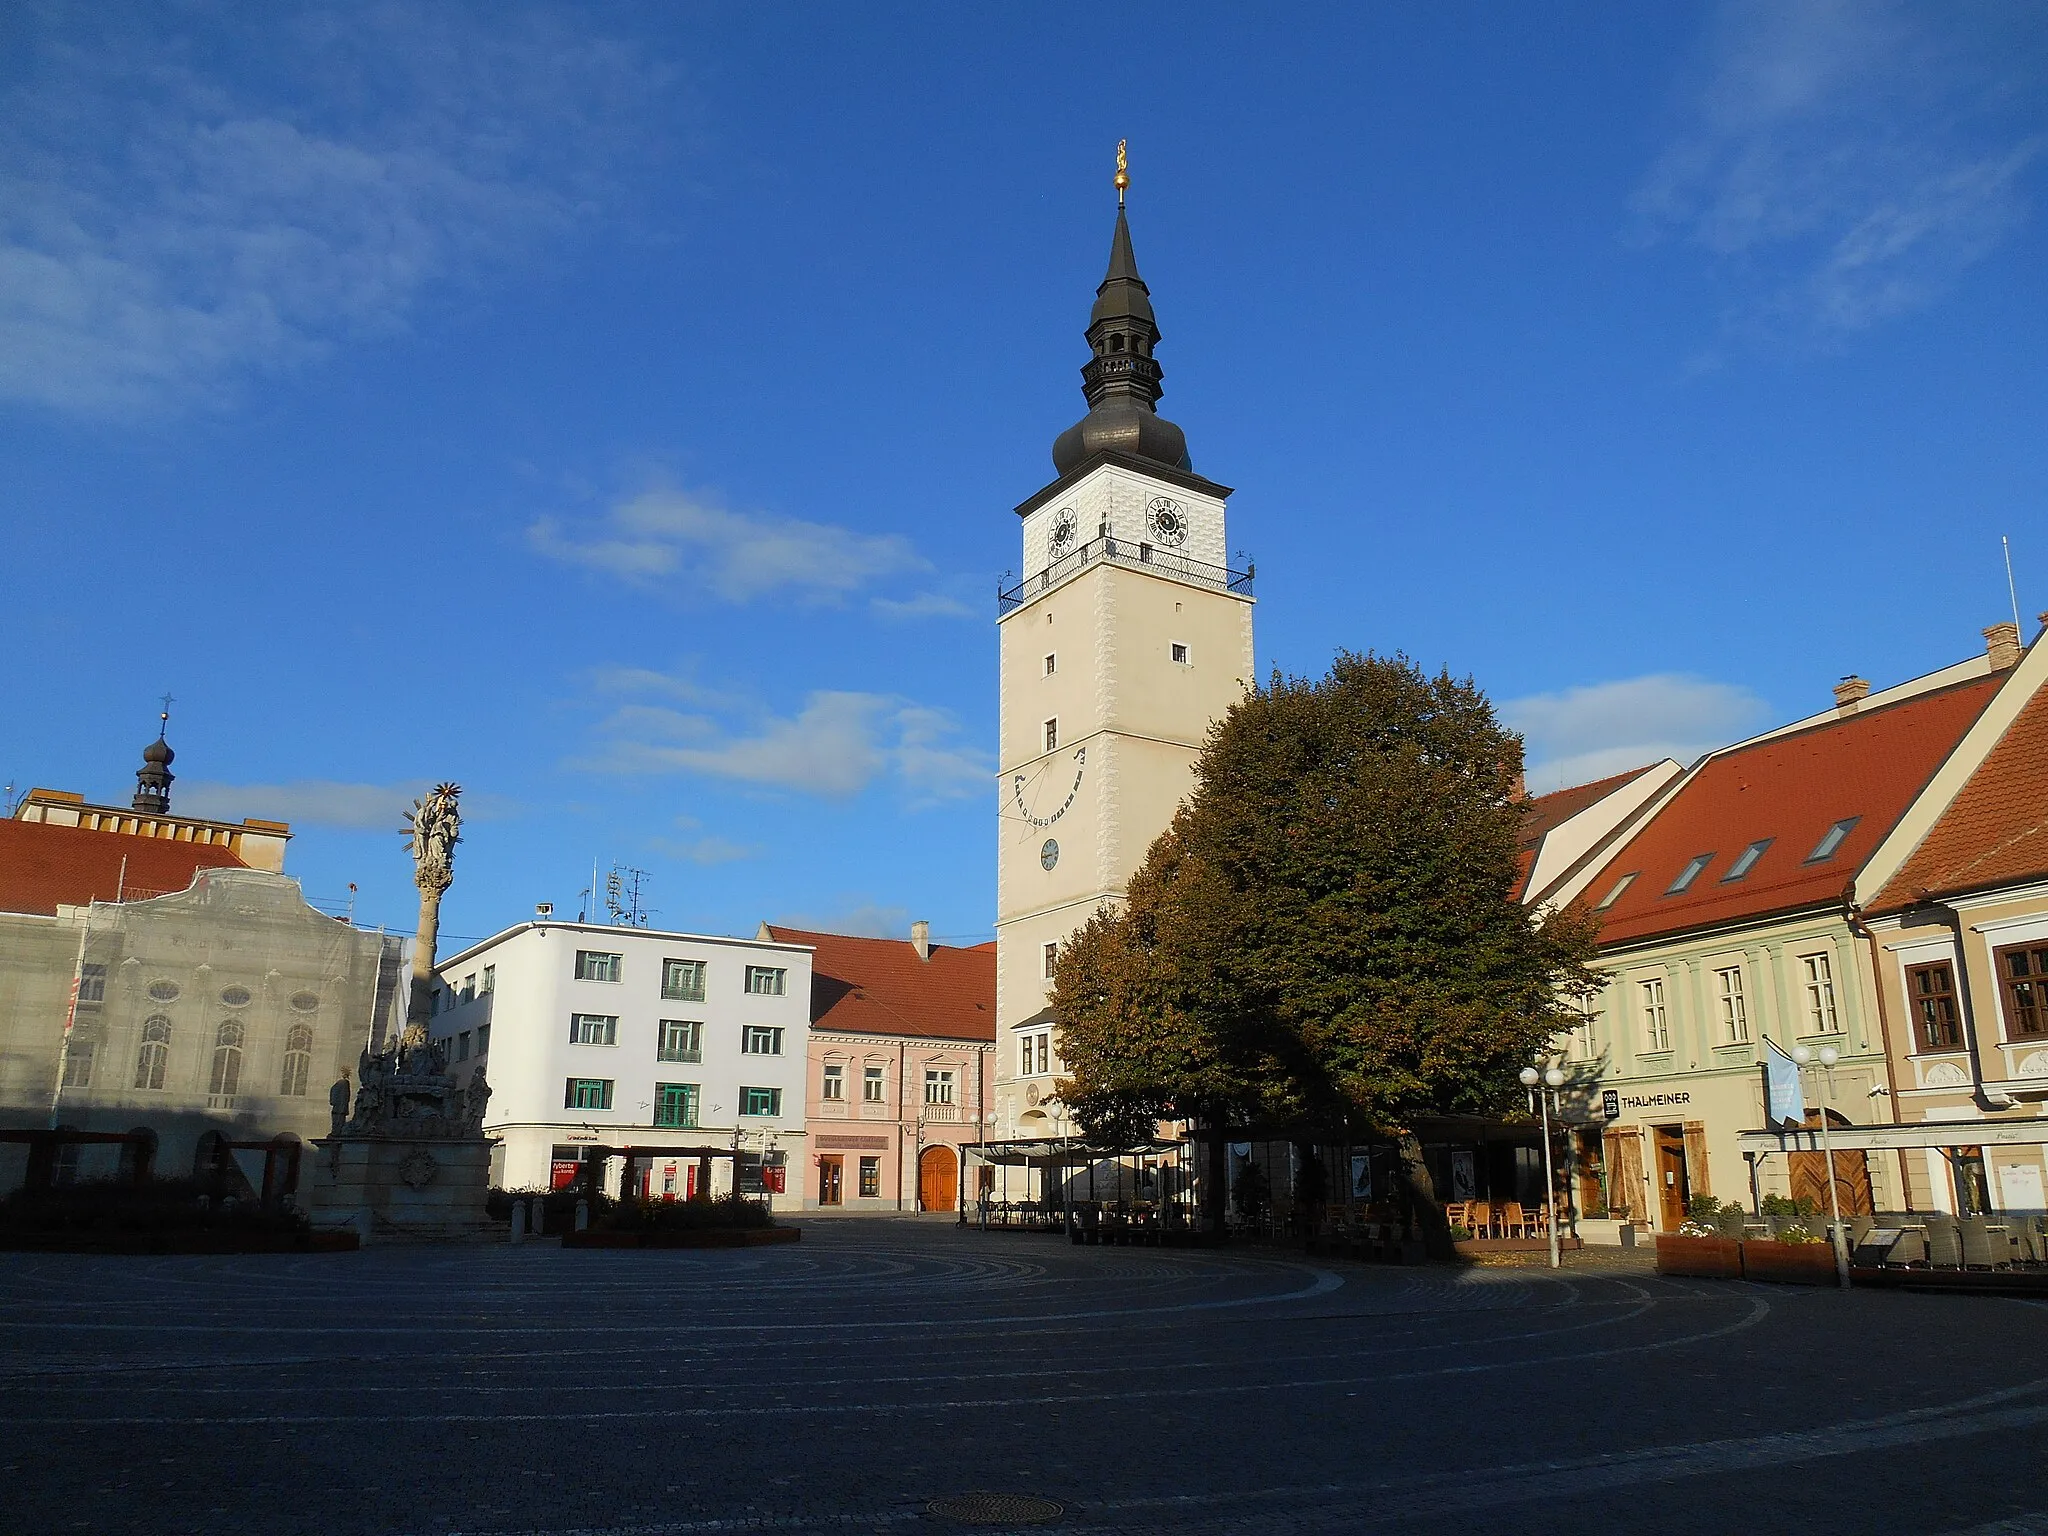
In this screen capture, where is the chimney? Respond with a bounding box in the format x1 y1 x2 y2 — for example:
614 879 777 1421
910 919 930 961
1833 676 1870 715
1984 622 2022 671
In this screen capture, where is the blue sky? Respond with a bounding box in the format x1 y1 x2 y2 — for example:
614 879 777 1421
3 2 2044 949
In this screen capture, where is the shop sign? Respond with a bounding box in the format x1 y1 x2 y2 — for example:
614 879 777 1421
1600 1089 1619 1120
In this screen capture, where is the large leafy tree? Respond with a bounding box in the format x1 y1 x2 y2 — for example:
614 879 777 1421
1051 651 1598 1230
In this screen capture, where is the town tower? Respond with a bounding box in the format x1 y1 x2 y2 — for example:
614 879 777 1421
992 154 1255 1139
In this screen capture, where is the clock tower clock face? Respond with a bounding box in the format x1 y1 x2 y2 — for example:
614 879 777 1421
1146 496 1189 547
1050 508 1079 555
1040 838 1059 870
1012 746 1086 829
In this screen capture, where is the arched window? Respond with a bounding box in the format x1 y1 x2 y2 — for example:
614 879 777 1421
134 1016 172 1091
280 1024 313 1097
209 1019 244 1098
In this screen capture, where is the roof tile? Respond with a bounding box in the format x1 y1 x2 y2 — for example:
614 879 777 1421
1871 673 2048 911
763 925 995 1042
0 818 248 917
1579 677 2000 945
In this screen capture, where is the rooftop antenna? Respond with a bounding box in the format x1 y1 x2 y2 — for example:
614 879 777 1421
2004 535 2022 632
2 780 15 817
604 863 652 927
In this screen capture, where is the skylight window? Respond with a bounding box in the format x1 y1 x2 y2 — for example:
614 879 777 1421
1666 854 1715 895
1595 872 1638 910
1805 818 1861 864
1721 839 1774 883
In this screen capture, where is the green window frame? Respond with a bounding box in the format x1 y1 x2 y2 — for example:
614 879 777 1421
740 1085 781 1117
662 958 706 1002
653 1082 699 1129
565 1077 613 1111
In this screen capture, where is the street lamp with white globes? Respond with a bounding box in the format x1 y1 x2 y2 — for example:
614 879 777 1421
1520 1064 1568 1269
1791 1043 1852 1289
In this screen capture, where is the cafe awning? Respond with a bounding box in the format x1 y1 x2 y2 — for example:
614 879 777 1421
1737 1118 2048 1155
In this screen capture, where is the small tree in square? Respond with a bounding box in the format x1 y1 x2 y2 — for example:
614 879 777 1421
1051 651 1599 1240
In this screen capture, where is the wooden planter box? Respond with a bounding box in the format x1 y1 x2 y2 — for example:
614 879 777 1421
562 1225 799 1250
1654 1234 1744 1278
1739 1239 1837 1285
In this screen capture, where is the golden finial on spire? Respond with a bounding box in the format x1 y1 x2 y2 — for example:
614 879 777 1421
1114 139 1129 205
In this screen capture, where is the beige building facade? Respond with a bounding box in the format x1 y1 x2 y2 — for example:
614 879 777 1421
1547 626 2035 1230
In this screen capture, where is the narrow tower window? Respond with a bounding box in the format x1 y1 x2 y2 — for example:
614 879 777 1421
1045 719 1058 752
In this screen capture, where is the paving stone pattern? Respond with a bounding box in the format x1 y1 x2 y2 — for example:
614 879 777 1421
2 1220 2046 1536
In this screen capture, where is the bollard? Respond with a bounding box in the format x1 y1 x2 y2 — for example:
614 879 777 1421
510 1202 527 1244
574 1198 590 1232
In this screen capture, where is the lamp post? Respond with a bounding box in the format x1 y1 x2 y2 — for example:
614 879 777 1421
1520 1064 1567 1270
1791 1044 1852 1290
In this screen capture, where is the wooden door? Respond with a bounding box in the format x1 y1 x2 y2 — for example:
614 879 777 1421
1789 1112 1873 1216
818 1156 843 1206
1654 1125 1691 1231
919 1145 957 1212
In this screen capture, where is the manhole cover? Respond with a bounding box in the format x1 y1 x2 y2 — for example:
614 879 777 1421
927 1493 1064 1524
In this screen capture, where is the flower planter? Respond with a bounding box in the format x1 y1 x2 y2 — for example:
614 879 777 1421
1654 1234 1744 1278
1739 1239 1838 1285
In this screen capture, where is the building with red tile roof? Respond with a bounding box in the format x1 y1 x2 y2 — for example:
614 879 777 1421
1543 625 2032 1239
1847 622 2048 1214
1 742 398 1186
763 922 995 1213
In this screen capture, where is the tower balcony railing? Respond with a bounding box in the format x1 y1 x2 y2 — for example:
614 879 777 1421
998 536 1253 615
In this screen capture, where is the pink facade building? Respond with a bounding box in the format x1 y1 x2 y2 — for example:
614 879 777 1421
764 922 995 1212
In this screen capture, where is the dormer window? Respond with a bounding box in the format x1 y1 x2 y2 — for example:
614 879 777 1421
1721 839 1773 882
1805 818 1860 863
1666 854 1715 895
1595 872 1638 910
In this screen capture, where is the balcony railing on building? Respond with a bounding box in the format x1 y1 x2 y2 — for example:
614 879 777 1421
998 537 1253 616
922 1102 960 1123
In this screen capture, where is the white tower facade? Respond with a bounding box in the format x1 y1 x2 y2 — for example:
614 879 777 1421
992 196 1254 1142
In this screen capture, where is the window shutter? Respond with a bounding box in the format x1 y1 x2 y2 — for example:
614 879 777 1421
1607 1128 1645 1223
1683 1121 1711 1199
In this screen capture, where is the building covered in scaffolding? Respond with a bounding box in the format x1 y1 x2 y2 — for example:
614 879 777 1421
0 739 406 1190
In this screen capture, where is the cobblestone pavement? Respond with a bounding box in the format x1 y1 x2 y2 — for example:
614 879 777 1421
3 1221 2047 1536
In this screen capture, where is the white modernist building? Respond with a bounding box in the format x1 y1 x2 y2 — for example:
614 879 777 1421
428 919 811 1210
992 193 1255 1141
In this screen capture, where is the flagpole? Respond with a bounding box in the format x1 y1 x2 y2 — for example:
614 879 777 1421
1793 1044 1852 1290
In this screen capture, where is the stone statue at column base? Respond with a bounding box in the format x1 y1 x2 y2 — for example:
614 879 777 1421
304 783 498 1241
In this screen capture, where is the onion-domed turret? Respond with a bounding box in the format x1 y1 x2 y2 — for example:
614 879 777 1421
134 710 174 813
1051 163 1190 478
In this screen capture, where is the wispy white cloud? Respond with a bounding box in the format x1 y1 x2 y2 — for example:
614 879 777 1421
531 488 929 605
1635 0 2047 346
0 5 666 416
175 778 521 831
1501 674 1772 794
870 590 979 622
573 670 989 803
648 833 761 867
774 901 912 940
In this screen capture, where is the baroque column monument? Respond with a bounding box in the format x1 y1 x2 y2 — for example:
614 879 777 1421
307 783 497 1239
